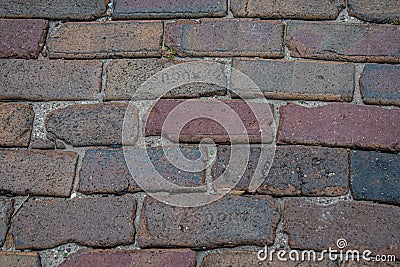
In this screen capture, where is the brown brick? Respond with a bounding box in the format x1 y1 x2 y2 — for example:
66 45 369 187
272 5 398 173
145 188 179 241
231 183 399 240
231 0 344 19
10 196 136 250
31 138 55 149
284 199 400 258
232 59 354 101
138 195 280 248
348 0 400 23
165 19 284 58
287 22 400 63
60 249 196 267
0 252 41 267
0 199 13 246
360 64 400 106
0 150 77 197
0 103 34 147
0 60 102 101
0 19 47 59
113 0 227 19
45 103 138 147
48 21 163 59
277 103 400 152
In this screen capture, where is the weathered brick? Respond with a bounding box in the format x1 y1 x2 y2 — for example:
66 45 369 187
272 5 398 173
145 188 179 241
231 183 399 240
351 150 400 205
284 199 400 258
360 64 400 106
60 249 196 267
232 59 354 101
145 99 274 143
31 137 55 149
0 199 13 246
165 19 284 58
138 195 280 248
45 103 138 147
0 103 34 147
0 19 47 59
0 150 77 197
0 60 102 101
105 59 226 100
48 21 163 59
277 103 400 152
0 252 41 267
231 0 344 20
10 196 136 250
113 0 227 19
287 22 400 63
345 260 398 266
348 0 400 23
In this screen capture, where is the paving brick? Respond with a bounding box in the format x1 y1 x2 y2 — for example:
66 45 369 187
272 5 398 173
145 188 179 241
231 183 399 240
105 59 227 100
113 0 227 19
31 138 55 149
0 19 47 59
0 252 41 267
284 199 400 258
144 99 274 144
165 19 284 58
10 196 136 250
45 103 138 147
138 195 280 248
0 150 77 197
231 0 344 20
286 22 400 63
351 150 400 205
0 0 106 19
60 249 196 267
48 21 163 59
232 59 354 101
0 60 102 101
360 64 400 106
0 103 34 147
348 0 400 23
277 103 400 152
0 199 13 247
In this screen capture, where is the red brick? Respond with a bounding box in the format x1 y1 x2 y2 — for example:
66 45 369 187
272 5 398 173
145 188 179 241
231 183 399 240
287 22 400 63
60 249 196 267
165 19 284 58
113 0 227 19
10 196 136 250
284 199 400 258
48 21 163 59
0 103 34 147
0 252 41 267
0 19 47 59
348 0 400 23
0 200 13 246
0 60 102 101
0 150 77 197
277 103 400 152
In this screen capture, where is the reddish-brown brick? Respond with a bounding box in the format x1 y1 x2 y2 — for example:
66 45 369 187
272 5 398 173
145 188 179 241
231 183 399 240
48 21 163 59
10 196 136 250
0 19 47 59
287 22 400 63
0 252 41 267
0 103 34 147
165 19 284 58
284 199 400 258
0 60 102 101
277 103 400 152
0 200 13 247
348 0 400 23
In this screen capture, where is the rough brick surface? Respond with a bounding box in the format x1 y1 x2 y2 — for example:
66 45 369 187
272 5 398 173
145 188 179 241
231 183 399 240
277 103 400 152
48 21 163 59
345 261 398 266
10 196 136 250
0 200 13 247
287 22 400 63
113 0 227 19
231 0 345 19
138 195 280 248
232 59 354 101
284 199 400 258
0 19 47 59
0 150 77 197
348 0 400 23
0 60 102 101
0 252 41 267
60 249 196 267
165 19 284 58
0 103 34 147
360 64 400 106
351 150 400 205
